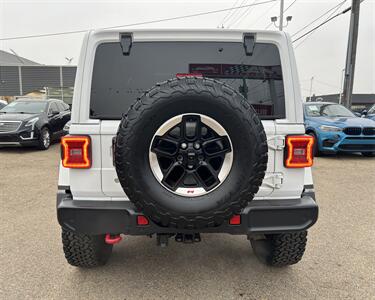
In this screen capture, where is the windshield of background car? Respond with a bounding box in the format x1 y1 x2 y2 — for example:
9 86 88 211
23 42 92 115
0 101 47 114
305 104 355 118
90 41 286 120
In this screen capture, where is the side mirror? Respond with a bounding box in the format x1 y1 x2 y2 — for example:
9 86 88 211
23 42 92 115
361 110 368 116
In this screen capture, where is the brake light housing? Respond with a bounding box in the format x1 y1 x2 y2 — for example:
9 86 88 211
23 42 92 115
61 136 91 169
285 135 314 168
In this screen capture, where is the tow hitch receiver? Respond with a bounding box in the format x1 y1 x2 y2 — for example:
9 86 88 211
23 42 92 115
105 234 122 245
175 233 201 243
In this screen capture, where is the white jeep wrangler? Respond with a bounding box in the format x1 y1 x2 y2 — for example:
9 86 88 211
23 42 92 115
57 29 318 268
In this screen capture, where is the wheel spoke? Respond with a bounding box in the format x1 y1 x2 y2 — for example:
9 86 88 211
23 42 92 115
202 136 231 157
181 116 201 141
151 136 179 157
162 162 186 190
194 162 220 190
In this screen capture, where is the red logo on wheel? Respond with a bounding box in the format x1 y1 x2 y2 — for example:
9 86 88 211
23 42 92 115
187 190 195 194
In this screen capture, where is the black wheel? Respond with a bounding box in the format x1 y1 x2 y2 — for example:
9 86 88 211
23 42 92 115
61 228 113 268
37 127 51 150
115 77 268 229
308 132 320 157
361 152 375 157
250 231 308 267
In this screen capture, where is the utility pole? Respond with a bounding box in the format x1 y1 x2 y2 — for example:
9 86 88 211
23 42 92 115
339 68 345 104
279 0 284 31
309 76 314 101
342 0 361 108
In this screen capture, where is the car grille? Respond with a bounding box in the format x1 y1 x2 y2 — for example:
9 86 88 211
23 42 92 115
339 144 375 151
343 127 361 135
363 127 375 136
0 121 22 133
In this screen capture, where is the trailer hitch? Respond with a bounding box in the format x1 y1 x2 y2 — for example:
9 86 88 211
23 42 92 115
175 233 201 243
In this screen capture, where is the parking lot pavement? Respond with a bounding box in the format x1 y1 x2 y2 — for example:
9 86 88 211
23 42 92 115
0 145 374 299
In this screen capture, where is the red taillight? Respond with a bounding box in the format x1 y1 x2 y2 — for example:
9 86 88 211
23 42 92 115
61 136 91 169
137 215 149 226
229 215 241 225
176 73 203 78
285 135 314 168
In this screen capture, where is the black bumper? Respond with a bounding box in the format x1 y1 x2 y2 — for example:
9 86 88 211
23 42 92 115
0 130 39 146
57 188 318 235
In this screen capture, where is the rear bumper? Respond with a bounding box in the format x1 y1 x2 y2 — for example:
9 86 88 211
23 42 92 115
57 187 318 236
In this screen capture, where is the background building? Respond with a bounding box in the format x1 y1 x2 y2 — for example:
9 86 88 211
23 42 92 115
0 50 76 104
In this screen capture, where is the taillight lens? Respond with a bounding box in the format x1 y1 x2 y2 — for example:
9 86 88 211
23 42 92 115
137 215 149 226
229 214 241 225
61 136 91 168
285 135 314 168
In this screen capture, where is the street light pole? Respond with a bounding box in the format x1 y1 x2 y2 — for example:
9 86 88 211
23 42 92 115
279 0 285 31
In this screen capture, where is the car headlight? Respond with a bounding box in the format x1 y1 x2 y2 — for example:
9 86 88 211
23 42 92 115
25 117 39 128
319 125 342 132
63 121 71 132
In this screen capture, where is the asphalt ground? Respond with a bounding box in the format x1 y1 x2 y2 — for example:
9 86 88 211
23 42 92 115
0 144 374 299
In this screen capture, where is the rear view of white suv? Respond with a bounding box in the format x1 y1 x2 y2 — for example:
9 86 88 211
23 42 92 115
57 29 318 268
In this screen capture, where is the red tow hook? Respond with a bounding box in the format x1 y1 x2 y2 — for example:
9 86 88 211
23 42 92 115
105 234 122 245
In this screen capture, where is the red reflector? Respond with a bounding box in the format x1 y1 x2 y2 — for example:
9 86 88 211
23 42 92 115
137 215 149 226
61 136 91 169
285 135 314 168
229 215 241 225
176 73 203 78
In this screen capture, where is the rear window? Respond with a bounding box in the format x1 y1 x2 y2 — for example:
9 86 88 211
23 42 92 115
90 41 285 119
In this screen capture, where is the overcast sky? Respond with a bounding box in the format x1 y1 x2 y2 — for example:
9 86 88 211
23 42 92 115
0 0 374 99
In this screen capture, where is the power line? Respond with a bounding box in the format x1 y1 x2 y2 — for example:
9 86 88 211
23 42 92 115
264 0 297 29
0 0 277 41
248 1 278 27
291 0 346 38
294 0 347 49
228 0 258 28
225 0 248 28
217 0 241 27
292 4 352 43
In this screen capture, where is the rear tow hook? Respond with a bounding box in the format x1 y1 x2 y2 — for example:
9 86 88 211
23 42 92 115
105 234 122 245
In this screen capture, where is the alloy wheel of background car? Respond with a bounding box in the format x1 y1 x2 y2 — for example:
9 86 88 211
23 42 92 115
149 113 233 197
114 77 268 229
38 127 50 150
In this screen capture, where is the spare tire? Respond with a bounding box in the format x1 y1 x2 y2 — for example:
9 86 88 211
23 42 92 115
115 77 267 229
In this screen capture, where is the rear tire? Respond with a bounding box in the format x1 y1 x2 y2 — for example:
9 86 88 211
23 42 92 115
250 231 308 267
61 228 113 268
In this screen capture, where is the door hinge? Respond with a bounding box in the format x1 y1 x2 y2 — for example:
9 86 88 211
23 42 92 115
111 137 116 166
267 135 285 151
243 33 256 56
120 33 133 55
263 173 284 189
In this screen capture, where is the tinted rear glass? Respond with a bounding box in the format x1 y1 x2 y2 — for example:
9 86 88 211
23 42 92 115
90 41 285 119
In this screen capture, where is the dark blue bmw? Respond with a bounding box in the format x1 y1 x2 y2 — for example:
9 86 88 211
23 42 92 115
303 102 375 157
